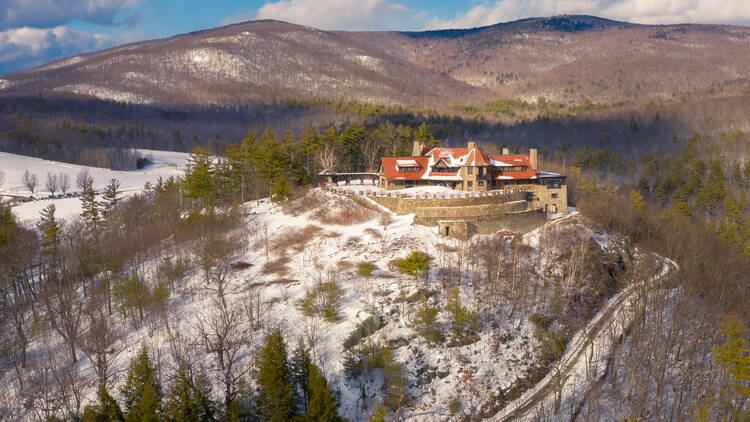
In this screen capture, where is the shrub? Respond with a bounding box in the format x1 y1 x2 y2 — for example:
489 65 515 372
529 313 552 331
357 261 376 278
395 251 431 281
446 287 481 344
413 299 442 343
297 281 345 322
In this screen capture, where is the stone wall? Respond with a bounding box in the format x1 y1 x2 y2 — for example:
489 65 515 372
414 201 527 224
528 184 568 213
471 209 547 234
437 221 472 240
364 190 528 215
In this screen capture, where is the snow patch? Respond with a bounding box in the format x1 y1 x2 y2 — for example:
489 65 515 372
53 84 153 104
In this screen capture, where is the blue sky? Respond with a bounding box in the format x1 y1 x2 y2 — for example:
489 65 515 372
3 0 750 76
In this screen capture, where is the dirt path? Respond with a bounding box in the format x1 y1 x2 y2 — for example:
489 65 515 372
493 250 677 422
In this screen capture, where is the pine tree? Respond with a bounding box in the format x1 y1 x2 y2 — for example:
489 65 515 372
413 299 442 343
163 363 216 422
270 178 290 202
0 203 19 245
101 178 122 216
713 312 750 399
290 339 312 412
305 363 343 422
253 328 294 422
395 251 430 281
121 345 162 422
82 385 124 422
37 203 60 264
181 146 218 214
80 178 100 228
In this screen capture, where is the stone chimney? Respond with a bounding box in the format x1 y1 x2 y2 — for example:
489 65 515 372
467 141 476 151
529 148 538 170
412 141 423 156
502 147 510 155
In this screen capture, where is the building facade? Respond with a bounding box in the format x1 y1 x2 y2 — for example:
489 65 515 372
378 141 568 213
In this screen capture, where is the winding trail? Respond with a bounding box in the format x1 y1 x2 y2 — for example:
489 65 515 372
493 225 678 422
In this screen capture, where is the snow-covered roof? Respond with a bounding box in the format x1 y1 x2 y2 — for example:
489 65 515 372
396 159 419 167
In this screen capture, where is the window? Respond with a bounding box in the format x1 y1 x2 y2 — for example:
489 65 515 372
467 167 473 175
478 167 484 176
398 166 420 173
478 180 484 188
467 181 473 191
551 193 558 198
406 181 414 188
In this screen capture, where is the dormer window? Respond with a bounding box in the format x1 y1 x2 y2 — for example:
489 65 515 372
396 159 421 173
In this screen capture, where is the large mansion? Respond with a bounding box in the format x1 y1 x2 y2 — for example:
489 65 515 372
378 141 568 213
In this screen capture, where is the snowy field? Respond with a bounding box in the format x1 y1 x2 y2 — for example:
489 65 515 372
0 150 189 223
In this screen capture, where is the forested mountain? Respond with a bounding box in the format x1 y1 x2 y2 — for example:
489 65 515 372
3 15 750 110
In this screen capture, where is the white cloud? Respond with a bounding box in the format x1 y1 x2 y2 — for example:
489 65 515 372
425 0 750 30
0 26 141 75
0 0 142 30
222 0 420 31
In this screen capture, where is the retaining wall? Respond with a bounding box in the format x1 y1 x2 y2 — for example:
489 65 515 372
362 190 528 215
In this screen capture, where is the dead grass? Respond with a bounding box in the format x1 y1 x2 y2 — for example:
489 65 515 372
364 227 382 238
270 224 321 255
261 255 291 276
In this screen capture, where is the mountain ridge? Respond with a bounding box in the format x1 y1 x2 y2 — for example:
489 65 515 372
3 15 750 111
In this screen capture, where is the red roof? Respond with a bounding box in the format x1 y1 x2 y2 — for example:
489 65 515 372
489 154 537 180
380 156 431 180
380 146 541 182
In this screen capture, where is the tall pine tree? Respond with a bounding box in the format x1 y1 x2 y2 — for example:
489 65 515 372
121 345 162 422
253 328 294 422
163 363 216 422
305 363 343 422
82 385 124 422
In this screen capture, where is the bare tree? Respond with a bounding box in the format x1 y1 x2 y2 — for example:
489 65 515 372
315 143 339 174
22 170 38 193
362 133 383 171
197 223 243 308
0 169 5 189
75 168 93 191
46 172 59 195
196 300 247 413
79 308 123 389
59 173 71 195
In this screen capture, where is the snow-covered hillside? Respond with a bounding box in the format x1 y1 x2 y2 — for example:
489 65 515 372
0 183 649 421
0 150 188 222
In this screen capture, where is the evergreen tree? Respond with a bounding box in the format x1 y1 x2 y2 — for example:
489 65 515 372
414 122 439 149
101 178 122 216
304 363 343 422
395 251 430 281
121 345 162 422
338 123 365 171
270 178 290 202
182 146 218 214
82 385 124 422
712 312 750 399
0 202 19 245
37 203 60 264
163 363 216 422
290 339 312 412
80 178 100 228
253 328 294 422
412 299 442 343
